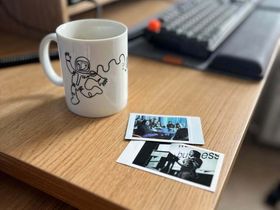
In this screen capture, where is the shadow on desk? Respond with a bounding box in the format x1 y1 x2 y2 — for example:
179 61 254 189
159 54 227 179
0 95 95 152
0 93 125 210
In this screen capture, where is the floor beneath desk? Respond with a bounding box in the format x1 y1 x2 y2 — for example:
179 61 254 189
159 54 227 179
217 136 280 210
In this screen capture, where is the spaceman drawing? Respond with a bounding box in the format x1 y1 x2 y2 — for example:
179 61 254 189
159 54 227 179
65 52 107 105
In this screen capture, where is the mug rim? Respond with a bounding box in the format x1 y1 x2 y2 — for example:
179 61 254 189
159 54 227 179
56 19 127 42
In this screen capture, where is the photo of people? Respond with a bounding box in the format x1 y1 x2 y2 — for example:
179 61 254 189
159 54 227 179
125 113 205 144
117 141 224 191
133 115 188 140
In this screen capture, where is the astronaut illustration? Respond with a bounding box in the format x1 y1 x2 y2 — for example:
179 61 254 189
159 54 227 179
65 52 107 105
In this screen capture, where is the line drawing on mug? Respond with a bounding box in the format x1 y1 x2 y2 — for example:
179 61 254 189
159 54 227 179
97 54 127 72
65 52 126 105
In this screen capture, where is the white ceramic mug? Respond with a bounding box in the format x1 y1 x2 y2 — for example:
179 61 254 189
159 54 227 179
39 19 128 117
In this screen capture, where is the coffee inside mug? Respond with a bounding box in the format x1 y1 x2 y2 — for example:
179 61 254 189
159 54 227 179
56 19 127 40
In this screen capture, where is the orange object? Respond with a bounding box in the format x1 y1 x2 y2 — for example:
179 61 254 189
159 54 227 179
162 54 183 65
148 19 161 33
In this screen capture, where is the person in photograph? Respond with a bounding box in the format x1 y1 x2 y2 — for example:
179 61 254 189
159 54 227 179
134 120 156 137
134 116 142 129
150 121 162 132
176 150 203 181
173 128 188 141
175 123 182 130
151 117 158 128
167 121 175 130
148 119 154 129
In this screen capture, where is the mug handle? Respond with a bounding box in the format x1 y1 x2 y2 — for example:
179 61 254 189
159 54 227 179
39 33 63 86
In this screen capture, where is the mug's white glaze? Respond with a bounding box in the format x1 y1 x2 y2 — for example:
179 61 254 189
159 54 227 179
39 19 128 117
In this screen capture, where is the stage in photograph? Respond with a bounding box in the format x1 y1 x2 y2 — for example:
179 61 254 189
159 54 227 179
117 141 224 191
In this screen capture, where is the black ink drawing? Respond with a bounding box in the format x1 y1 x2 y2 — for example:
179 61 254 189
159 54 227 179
97 54 127 72
65 52 126 105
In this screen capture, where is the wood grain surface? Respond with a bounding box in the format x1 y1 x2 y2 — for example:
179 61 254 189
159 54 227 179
0 0 273 209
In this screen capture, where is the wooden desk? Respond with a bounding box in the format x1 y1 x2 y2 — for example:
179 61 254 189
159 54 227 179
0 1 274 209
0 171 74 209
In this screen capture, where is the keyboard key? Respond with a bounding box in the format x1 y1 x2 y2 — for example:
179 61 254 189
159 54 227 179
144 0 255 59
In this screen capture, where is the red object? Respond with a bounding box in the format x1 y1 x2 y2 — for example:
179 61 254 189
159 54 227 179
148 19 161 33
162 54 183 65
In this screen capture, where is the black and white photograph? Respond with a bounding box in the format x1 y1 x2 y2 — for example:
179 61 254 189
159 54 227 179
125 113 204 144
117 141 224 192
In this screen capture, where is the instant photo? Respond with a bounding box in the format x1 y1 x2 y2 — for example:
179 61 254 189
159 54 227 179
125 113 204 144
117 141 224 192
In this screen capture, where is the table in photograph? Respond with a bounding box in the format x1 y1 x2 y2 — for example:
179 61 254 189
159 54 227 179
0 0 274 209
